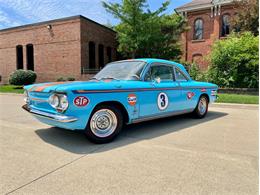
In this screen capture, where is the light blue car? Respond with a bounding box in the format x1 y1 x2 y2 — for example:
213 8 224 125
23 59 218 143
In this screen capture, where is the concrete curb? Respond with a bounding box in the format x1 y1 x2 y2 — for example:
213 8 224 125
213 102 258 107
0 93 23 96
212 103 258 109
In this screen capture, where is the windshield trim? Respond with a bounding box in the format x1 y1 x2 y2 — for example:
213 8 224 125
95 60 147 81
106 60 147 66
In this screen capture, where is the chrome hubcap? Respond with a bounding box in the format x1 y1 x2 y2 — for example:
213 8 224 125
198 97 207 115
90 109 117 138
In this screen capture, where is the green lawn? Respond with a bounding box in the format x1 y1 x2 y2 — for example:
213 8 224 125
216 93 259 104
0 85 24 94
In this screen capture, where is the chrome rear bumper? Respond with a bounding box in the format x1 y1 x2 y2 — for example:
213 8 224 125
22 104 78 123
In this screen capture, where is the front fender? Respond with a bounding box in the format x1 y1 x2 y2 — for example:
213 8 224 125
65 91 139 129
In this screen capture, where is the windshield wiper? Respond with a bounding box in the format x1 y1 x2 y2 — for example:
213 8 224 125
90 77 100 81
100 77 119 80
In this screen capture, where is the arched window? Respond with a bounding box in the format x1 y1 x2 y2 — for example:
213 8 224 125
16 45 23 69
26 44 34 71
221 14 230 37
194 19 203 40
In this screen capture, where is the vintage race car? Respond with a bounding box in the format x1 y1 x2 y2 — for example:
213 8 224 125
23 59 218 143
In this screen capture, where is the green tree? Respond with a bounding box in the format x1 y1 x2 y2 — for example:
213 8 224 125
208 32 259 88
232 0 259 35
102 0 187 59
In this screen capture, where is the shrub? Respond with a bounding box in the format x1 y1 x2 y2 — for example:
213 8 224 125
9 70 37 85
209 32 259 88
180 61 208 82
56 77 66 82
188 63 209 81
67 77 75 81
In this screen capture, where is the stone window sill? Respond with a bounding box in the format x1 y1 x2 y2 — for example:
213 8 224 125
191 39 205 43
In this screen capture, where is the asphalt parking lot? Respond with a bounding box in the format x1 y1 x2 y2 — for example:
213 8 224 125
0 94 258 195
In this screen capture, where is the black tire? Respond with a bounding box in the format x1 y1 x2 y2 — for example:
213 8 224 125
85 105 123 144
193 95 209 118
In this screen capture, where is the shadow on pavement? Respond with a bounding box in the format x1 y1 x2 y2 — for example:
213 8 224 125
35 111 227 154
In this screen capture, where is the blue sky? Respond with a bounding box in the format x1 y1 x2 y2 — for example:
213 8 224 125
0 0 190 30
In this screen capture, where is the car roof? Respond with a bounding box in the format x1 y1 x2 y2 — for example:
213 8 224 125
117 58 191 80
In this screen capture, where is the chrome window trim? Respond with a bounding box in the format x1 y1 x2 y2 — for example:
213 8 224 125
141 62 176 82
174 66 190 82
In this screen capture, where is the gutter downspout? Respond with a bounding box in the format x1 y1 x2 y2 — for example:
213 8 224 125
174 9 188 62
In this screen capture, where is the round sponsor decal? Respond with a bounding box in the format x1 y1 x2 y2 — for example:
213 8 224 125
127 94 137 106
157 92 169 110
74 96 89 107
187 92 195 99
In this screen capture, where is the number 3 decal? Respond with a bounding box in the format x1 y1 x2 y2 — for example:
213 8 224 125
157 92 169 110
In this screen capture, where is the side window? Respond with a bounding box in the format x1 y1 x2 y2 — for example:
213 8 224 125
175 68 188 82
145 65 174 81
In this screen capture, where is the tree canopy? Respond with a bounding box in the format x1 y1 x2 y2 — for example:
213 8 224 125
102 0 187 59
232 0 259 36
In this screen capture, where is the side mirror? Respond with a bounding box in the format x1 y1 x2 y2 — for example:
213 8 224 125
153 77 161 84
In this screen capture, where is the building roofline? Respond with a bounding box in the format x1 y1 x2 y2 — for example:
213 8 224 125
175 3 212 13
175 0 234 13
0 15 116 33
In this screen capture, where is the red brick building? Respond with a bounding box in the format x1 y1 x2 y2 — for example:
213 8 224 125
0 15 117 84
175 0 236 70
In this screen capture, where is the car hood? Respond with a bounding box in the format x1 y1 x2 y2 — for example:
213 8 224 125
24 80 143 93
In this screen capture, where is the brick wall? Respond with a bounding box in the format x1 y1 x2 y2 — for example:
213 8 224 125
181 5 237 70
0 18 81 84
0 16 117 84
80 17 117 78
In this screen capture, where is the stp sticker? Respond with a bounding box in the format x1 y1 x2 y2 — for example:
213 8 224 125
187 92 195 99
74 96 89 107
127 94 137 106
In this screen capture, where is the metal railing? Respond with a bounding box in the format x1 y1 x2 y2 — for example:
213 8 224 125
81 67 102 74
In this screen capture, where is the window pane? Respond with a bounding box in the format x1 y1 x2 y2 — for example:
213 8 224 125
26 44 34 71
175 68 187 81
145 65 174 81
98 44 104 68
194 19 203 40
222 15 230 36
89 42 96 69
16 45 23 69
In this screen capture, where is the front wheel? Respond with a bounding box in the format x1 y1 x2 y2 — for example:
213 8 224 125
193 96 209 118
85 105 123 144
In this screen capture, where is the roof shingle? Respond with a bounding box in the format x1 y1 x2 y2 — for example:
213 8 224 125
176 0 212 9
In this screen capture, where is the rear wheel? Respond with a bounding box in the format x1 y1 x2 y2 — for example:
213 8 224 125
193 95 208 118
85 105 123 143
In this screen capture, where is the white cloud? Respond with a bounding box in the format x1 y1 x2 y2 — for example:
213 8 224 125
0 0 114 29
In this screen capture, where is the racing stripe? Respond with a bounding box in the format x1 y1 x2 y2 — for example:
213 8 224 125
32 82 67 92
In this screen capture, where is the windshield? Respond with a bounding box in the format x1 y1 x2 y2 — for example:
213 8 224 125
94 61 146 80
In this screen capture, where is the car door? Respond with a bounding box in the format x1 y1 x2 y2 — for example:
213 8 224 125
174 67 197 110
138 63 182 118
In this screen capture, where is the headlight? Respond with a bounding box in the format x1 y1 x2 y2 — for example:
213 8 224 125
59 94 69 111
49 94 59 108
24 90 29 104
48 93 69 112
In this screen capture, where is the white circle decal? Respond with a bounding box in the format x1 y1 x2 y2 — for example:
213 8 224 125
157 92 169 110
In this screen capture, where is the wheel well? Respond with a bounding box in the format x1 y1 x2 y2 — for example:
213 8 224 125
200 93 210 103
93 101 130 124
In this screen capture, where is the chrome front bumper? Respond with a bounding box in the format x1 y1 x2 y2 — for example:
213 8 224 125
22 104 78 123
